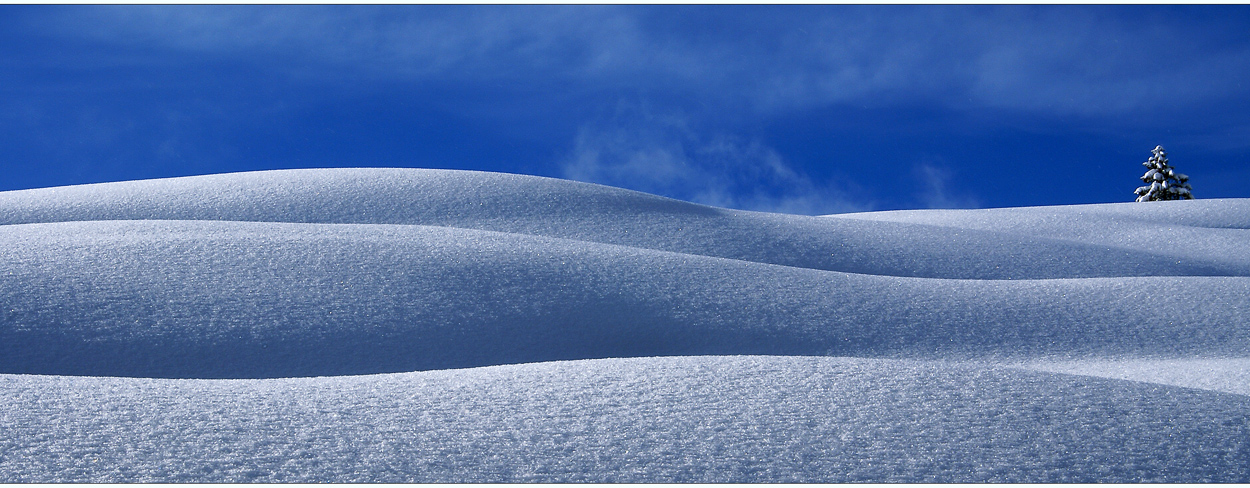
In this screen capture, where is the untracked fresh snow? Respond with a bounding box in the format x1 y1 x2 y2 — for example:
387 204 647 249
2 168 1248 482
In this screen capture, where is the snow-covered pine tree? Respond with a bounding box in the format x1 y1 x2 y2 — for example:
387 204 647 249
1135 145 1192 202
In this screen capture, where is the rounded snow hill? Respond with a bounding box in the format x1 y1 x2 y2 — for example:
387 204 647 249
1 218 1248 378
2 356 1247 483
2 168 1247 279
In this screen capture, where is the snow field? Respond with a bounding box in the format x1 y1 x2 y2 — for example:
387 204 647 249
1 168 1248 481
3 356 1248 483
3 168 1247 279
1017 357 1250 396
2 219 1248 378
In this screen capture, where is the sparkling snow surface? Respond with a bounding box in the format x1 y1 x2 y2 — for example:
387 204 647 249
2 168 1248 482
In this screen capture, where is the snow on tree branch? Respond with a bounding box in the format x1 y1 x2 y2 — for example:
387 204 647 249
1135 145 1193 202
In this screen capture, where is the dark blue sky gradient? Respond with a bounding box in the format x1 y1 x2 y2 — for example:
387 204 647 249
3 5 1250 213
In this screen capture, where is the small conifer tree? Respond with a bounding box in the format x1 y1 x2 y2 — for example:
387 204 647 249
1135 145 1192 202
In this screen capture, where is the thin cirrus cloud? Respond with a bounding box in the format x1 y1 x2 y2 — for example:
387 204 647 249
912 162 981 210
7 5 1250 210
741 8 1250 125
560 103 871 215
37 5 1246 118
32 6 644 83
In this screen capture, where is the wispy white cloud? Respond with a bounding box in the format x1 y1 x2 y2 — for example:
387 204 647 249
30 6 640 84
32 6 1250 119
912 161 980 210
560 102 869 215
742 6 1250 118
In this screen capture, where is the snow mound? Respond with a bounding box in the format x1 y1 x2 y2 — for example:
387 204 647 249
4 356 1248 483
3 219 1249 378
1017 357 1250 396
838 199 1250 275
1 168 1244 279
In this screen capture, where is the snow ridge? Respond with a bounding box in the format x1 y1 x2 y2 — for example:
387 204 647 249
3 168 1246 279
5 356 1248 483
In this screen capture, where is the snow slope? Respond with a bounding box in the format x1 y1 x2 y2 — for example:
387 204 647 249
5 356 1248 483
2 168 1247 482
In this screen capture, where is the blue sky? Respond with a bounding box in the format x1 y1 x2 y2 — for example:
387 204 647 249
3 5 1250 214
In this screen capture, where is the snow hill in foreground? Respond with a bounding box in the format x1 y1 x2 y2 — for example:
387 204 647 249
2 168 1248 482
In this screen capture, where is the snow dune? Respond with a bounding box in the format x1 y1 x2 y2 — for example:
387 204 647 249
2 168 1248 482
3 168 1246 279
5 356 1248 483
